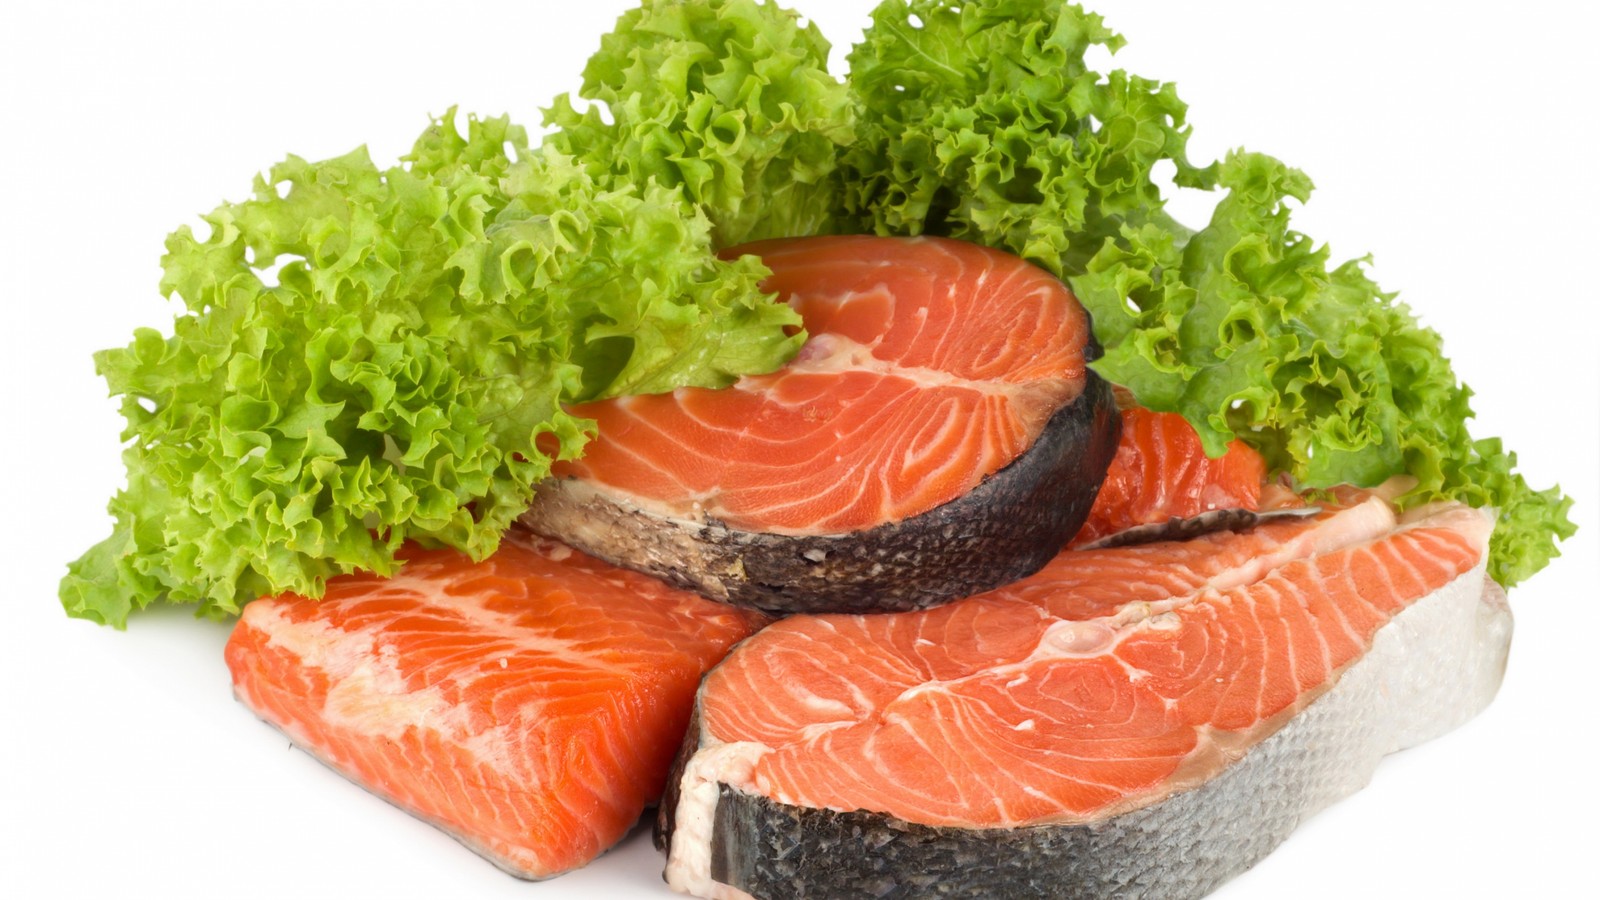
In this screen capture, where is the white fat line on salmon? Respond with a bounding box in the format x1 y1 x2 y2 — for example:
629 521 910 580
580 408 726 501
247 590 640 771
791 690 855 718
946 558 1498 832
853 703 1151 828
405 571 651 680
551 359 1081 534
784 332 1082 401
807 563 1503 832
780 498 1415 719
249 606 473 740
1005 501 1467 669
744 452 894 526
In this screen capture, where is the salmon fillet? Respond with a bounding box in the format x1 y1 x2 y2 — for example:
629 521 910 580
225 532 766 879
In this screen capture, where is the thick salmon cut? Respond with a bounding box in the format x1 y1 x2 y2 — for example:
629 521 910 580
660 497 1509 899
225 532 766 880
522 235 1119 615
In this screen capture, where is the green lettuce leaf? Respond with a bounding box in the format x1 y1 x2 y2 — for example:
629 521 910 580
1077 152 1576 585
843 0 1213 274
847 0 1574 585
545 0 856 247
61 109 802 626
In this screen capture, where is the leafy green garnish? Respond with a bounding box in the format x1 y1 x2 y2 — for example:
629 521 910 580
61 111 801 626
546 0 856 247
845 0 1574 584
843 0 1213 275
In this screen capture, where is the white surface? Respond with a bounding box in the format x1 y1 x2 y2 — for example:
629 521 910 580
2 1 1596 898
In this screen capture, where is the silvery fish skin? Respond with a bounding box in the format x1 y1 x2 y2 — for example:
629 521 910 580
658 541 1509 899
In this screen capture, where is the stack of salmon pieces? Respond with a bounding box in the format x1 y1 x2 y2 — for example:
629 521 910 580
226 237 1508 899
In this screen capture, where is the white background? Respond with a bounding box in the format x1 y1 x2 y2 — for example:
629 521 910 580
4 1 1597 898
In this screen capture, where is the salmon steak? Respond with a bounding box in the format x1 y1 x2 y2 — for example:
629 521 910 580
522 235 1120 614
659 497 1510 899
224 532 766 880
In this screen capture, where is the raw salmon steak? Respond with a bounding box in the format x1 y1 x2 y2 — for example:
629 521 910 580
225 532 766 880
523 235 1120 614
660 497 1509 899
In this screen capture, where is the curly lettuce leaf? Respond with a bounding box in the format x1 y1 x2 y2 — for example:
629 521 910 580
843 0 1213 274
61 110 801 626
1074 151 1576 586
545 0 855 247
848 0 1573 585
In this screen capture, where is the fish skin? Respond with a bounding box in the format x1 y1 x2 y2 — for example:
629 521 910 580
660 501 1504 899
225 531 765 880
1074 506 1320 550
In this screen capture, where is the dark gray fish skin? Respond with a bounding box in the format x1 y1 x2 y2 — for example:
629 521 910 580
1078 507 1322 550
522 372 1120 616
654 704 706 855
654 698 1278 900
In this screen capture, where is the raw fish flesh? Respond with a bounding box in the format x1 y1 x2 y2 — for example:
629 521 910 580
226 532 766 880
